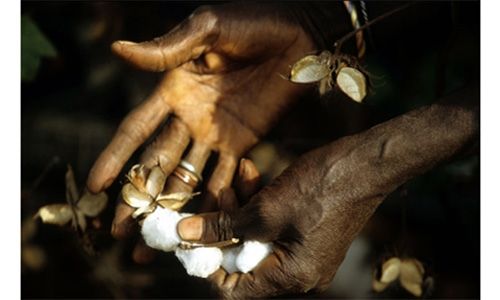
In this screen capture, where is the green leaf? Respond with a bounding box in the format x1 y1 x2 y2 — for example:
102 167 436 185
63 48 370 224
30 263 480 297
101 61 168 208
21 15 57 81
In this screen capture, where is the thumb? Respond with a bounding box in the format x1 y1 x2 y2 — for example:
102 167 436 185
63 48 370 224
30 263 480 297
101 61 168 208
177 211 235 244
177 200 272 244
112 8 220 71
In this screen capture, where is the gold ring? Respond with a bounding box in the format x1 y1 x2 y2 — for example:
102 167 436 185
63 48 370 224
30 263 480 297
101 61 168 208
172 167 199 189
178 160 202 181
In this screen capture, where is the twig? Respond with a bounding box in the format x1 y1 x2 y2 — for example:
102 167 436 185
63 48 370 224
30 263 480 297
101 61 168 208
334 3 414 55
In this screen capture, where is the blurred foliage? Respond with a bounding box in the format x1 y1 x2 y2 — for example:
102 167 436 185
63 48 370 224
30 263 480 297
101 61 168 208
21 15 57 82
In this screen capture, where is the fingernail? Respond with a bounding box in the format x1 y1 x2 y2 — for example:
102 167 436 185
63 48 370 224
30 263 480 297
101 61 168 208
111 41 136 54
177 216 204 241
117 40 137 46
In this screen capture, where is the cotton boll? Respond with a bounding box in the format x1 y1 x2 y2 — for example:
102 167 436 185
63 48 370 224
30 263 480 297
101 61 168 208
141 207 192 252
175 247 223 278
140 206 271 277
221 246 242 274
236 241 272 273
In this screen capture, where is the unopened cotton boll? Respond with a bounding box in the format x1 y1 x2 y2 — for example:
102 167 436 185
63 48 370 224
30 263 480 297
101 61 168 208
141 206 192 252
236 241 273 273
175 247 223 278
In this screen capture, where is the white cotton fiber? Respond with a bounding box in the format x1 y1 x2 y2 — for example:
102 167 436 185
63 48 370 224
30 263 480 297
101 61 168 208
221 246 242 274
236 241 273 273
175 247 223 278
141 206 192 252
140 206 273 277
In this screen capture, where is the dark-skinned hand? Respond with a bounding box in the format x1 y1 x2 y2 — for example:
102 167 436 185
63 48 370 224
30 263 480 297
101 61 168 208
177 85 478 298
85 3 315 261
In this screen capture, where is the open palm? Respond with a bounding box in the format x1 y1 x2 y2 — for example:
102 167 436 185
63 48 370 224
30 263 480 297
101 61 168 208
87 3 315 246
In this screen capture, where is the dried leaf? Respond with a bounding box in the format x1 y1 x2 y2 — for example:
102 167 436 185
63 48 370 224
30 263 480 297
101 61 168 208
145 166 167 198
336 66 367 102
78 190 108 217
372 278 390 293
399 259 424 297
156 192 198 211
121 183 153 208
126 164 149 192
75 210 87 231
35 204 72 226
400 280 422 297
289 51 332 83
65 165 79 204
131 205 155 219
380 257 401 283
157 191 193 202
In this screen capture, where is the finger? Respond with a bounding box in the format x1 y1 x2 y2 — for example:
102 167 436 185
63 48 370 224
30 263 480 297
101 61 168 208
211 252 296 299
177 211 233 243
157 142 211 208
111 9 219 72
218 188 238 213
87 89 170 193
140 118 191 173
199 153 238 212
111 201 136 240
220 272 241 292
178 202 280 244
208 268 227 288
235 158 261 204
111 118 189 239
132 239 157 264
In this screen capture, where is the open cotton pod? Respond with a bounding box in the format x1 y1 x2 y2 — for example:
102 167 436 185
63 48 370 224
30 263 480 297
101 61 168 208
399 258 426 298
372 256 431 298
335 66 367 103
289 51 332 83
122 163 274 278
141 206 273 278
35 165 108 232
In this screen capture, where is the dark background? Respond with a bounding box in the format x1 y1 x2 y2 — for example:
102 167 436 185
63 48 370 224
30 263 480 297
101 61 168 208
21 2 479 298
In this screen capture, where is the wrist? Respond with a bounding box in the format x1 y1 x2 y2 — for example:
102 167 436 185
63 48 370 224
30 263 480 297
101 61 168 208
319 84 479 205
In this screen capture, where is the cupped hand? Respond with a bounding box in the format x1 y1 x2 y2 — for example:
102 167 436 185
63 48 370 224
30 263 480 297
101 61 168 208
86 2 315 259
176 87 479 298
177 140 380 298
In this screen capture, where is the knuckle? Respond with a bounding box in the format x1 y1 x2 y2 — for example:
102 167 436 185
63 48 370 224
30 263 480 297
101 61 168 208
201 211 233 243
192 5 215 18
118 114 149 143
207 177 225 196
217 211 233 241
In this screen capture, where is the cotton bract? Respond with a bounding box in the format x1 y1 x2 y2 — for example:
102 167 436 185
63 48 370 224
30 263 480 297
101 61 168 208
336 67 367 103
289 51 332 83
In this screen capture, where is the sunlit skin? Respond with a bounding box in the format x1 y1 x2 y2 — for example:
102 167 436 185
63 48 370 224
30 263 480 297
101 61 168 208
177 85 478 298
86 3 315 263
85 2 478 298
